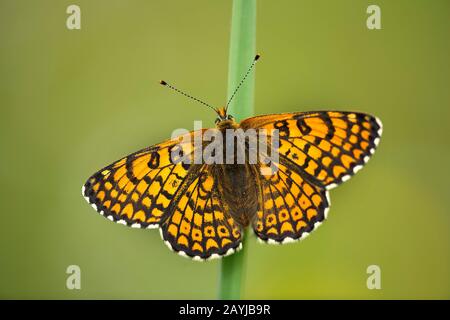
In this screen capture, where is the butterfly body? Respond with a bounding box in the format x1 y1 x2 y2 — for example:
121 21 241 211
211 114 260 228
83 109 382 260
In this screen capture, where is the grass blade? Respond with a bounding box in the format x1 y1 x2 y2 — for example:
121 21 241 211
218 0 257 300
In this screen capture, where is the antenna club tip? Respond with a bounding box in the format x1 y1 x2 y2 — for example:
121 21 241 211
255 54 261 61
159 80 167 86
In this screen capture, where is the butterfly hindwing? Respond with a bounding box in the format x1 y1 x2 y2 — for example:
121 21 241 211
241 111 383 190
160 165 243 260
253 161 329 243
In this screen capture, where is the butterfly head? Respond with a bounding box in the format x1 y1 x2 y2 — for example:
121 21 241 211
214 106 236 128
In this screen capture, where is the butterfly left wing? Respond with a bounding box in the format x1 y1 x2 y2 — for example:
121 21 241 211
82 130 243 260
82 132 201 228
252 161 329 244
241 111 382 190
160 165 243 260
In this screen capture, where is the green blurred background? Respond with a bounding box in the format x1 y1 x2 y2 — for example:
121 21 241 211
1 0 449 299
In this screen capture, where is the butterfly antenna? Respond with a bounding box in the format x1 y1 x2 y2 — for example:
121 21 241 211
225 54 260 112
159 80 217 112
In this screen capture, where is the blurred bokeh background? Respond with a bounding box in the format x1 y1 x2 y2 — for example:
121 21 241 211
0 0 449 299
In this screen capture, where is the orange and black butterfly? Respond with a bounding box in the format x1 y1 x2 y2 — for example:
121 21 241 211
82 56 382 260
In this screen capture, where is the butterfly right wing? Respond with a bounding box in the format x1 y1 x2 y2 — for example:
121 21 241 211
253 161 330 244
241 111 383 190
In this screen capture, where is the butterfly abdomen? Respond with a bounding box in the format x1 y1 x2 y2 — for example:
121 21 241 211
213 163 259 228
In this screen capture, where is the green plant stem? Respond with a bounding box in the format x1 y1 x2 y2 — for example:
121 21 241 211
226 0 257 122
218 0 256 300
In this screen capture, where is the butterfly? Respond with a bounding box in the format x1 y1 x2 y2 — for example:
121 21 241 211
82 56 383 261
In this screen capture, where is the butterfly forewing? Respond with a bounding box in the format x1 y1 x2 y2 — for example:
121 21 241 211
242 111 382 190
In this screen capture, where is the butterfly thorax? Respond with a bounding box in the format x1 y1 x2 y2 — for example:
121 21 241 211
215 119 239 130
